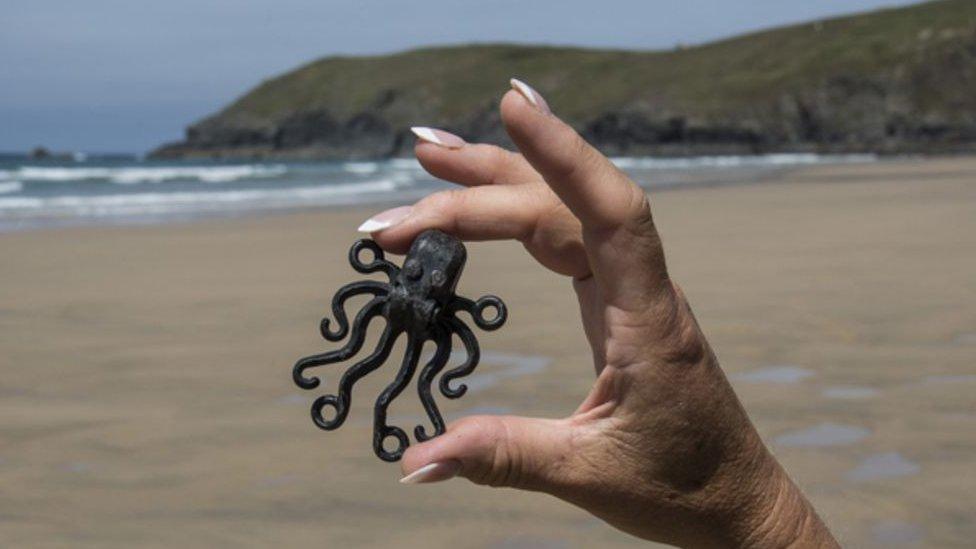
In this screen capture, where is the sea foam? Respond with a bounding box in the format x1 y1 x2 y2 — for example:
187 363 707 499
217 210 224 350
611 153 876 170
0 181 23 194
10 164 288 184
0 178 400 218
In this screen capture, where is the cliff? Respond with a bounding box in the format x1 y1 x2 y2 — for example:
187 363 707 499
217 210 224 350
152 0 976 159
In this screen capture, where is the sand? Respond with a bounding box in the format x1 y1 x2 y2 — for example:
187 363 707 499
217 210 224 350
1 157 974 548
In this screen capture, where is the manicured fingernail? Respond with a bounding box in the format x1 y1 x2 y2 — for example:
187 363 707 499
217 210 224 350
399 460 461 484
357 205 412 233
510 78 551 114
410 127 466 149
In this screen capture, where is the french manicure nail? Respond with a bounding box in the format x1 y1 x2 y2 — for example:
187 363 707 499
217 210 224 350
510 78 552 114
399 460 461 484
357 205 412 233
410 127 466 149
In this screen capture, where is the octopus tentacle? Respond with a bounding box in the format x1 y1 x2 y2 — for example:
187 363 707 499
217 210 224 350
319 280 389 342
311 325 400 431
373 332 424 462
414 324 453 442
448 294 507 331
348 239 399 282
293 296 386 390
438 316 480 400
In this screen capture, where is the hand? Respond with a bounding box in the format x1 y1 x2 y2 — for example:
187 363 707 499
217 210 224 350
363 80 837 548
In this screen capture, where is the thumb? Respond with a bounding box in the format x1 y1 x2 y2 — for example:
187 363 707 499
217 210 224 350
400 415 574 491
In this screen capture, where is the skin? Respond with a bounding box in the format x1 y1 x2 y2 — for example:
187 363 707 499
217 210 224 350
368 87 839 548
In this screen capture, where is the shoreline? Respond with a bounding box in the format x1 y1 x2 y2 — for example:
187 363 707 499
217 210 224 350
1 153 951 236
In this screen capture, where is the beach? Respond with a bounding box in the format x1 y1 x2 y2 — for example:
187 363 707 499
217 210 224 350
1 157 974 547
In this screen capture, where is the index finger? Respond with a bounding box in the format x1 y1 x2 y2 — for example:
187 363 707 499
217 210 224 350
501 83 649 233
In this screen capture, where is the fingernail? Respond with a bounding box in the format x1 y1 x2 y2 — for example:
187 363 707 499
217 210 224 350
510 78 551 114
357 205 412 233
410 127 466 149
399 460 461 485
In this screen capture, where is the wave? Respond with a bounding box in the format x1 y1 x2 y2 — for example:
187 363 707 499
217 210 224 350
611 153 877 170
0 181 23 194
389 158 424 171
8 164 289 185
0 179 401 218
342 162 380 175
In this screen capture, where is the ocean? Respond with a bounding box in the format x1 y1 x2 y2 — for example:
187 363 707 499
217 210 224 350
0 153 877 232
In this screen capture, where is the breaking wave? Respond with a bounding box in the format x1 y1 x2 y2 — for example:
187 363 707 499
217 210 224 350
610 153 877 170
0 179 403 219
8 164 289 185
0 181 23 195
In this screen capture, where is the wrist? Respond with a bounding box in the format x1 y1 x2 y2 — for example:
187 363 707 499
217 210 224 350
718 447 837 548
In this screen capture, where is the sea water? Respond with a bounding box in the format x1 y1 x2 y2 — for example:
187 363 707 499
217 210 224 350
0 153 876 232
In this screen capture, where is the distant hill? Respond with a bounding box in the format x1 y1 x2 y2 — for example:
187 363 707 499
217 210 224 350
152 0 976 159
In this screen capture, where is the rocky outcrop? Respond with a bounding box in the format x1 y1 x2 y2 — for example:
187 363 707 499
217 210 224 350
152 1 976 159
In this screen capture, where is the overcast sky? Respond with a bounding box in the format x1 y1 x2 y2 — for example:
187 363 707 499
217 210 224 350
0 0 922 153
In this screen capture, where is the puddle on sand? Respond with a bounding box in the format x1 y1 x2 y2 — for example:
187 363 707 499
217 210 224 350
732 365 814 384
872 520 924 545
276 394 307 406
773 422 870 448
822 386 880 400
256 474 302 488
455 352 551 394
922 374 976 385
490 536 570 549
953 333 976 345
63 462 94 474
846 452 920 482
452 405 512 418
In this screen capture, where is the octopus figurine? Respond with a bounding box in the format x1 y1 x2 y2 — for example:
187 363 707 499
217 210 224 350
293 229 507 462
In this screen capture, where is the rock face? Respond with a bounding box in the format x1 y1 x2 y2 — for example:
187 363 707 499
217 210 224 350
152 0 976 159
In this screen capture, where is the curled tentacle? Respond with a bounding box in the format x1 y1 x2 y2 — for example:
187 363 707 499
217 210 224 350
311 325 399 431
319 280 389 341
449 295 507 331
414 325 452 442
373 333 424 462
293 296 386 390
439 316 480 400
349 239 399 282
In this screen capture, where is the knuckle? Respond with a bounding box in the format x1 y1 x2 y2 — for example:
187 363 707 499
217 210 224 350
457 416 523 488
420 189 460 211
559 134 591 182
625 192 662 243
488 147 516 185
651 283 708 366
419 189 467 232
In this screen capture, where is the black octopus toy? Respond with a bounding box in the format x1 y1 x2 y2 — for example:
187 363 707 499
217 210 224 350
293 229 507 461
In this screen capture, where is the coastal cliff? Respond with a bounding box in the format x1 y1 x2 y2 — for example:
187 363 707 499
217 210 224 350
152 0 976 159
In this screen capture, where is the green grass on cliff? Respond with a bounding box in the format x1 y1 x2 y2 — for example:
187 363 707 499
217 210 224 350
205 0 975 129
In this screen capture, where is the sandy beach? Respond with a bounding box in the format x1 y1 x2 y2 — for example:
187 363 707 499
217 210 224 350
1 157 974 548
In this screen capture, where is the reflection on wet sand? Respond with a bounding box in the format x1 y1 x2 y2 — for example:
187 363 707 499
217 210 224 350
846 452 920 482
773 423 871 448
872 520 925 545
822 386 881 400
731 365 814 384
456 352 551 394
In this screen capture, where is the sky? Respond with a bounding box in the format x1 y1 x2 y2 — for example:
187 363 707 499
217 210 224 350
0 0 923 154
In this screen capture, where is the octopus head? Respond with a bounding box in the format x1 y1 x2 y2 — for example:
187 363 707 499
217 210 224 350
389 229 467 325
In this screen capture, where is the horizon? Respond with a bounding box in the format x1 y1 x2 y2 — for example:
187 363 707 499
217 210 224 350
1 0 924 154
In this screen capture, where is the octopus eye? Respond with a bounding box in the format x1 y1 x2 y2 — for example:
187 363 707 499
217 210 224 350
430 269 446 287
403 259 422 281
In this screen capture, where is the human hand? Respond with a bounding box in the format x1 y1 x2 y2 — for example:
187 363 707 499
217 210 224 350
362 80 837 548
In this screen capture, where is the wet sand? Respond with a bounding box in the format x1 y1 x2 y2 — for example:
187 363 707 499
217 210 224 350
1 157 974 548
